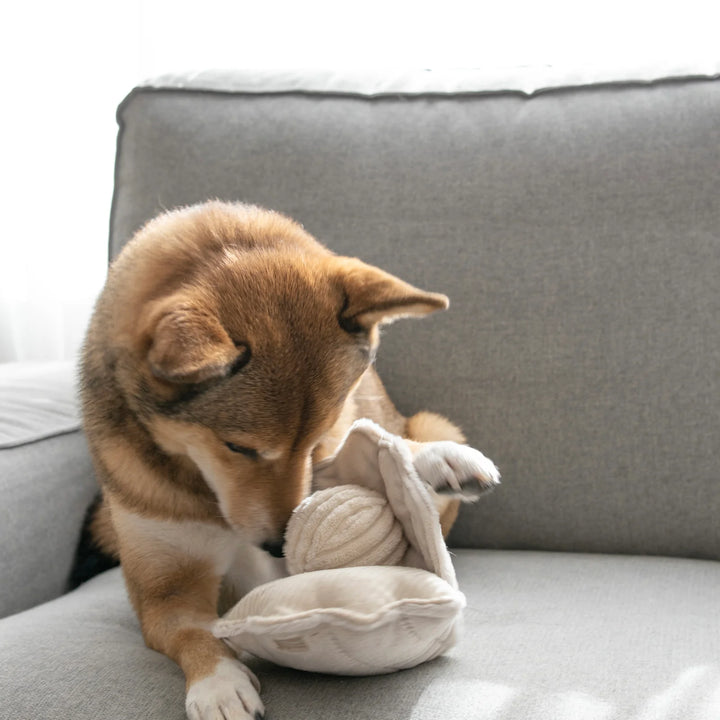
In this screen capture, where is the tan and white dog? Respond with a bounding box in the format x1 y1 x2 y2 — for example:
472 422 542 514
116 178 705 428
80 201 499 720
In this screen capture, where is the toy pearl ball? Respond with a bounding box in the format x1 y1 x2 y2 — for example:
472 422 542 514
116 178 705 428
284 485 409 575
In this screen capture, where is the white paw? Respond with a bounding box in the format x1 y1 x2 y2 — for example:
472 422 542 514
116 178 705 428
413 441 501 501
186 657 264 720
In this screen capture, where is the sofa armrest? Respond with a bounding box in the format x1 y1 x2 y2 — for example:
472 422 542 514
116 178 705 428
0 362 98 618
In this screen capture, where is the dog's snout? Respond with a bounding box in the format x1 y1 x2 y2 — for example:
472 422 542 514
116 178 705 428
261 539 286 558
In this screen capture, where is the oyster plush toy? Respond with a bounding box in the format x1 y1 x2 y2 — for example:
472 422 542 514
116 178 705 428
213 419 498 675
284 485 409 574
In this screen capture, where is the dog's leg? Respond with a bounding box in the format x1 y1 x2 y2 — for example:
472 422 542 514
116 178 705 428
405 411 500 537
125 556 263 720
350 370 499 536
112 513 264 720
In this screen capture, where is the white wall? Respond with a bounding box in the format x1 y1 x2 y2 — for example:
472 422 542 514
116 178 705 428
0 1 142 361
1 0 717 362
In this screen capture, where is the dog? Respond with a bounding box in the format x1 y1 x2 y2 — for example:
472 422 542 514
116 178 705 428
80 201 499 720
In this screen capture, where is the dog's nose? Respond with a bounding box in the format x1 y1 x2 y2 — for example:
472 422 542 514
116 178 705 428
261 539 285 558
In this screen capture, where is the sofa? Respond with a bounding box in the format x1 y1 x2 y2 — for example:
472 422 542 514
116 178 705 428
1 68 719 720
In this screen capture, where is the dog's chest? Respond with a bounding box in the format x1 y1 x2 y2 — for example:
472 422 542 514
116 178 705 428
221 539 288 604
114 509 287 604
154 520 288 598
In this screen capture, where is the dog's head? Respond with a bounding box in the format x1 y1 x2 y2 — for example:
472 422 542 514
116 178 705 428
119 203 448 549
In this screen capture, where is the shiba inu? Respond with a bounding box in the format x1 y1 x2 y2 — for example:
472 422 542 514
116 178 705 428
80 201 499 720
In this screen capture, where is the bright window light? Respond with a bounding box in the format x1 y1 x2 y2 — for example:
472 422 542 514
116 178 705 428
1 0 718 361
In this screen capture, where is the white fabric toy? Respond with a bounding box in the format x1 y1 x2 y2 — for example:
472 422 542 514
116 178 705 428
213 419 497 675
285 485 409 573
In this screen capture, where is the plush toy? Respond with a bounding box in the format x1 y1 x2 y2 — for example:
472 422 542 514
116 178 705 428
213 419 498 676
285 485 409 574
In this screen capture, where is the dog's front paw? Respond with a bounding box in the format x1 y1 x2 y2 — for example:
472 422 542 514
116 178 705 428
186 657 264 720
413 441 500 501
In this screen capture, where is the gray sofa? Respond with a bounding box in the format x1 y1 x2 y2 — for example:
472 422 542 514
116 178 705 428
1 69 719 720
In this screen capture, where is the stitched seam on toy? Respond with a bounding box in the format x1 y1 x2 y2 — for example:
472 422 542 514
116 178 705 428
327 631 379 671
399 614 423 643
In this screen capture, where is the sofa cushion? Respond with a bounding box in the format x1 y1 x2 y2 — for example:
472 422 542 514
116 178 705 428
108 70 720 561
0 361 98 617
2 551 719 720
0 568 185 719
0 361 80 448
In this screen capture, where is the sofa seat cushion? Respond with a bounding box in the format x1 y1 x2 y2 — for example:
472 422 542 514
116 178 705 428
0 568 186 718
2 551 719 719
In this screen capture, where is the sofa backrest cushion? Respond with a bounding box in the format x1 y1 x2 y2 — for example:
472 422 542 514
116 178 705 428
109 70 720 560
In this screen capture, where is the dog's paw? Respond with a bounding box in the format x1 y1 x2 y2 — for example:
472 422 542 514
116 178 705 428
413 441 501 501
186 657 264 720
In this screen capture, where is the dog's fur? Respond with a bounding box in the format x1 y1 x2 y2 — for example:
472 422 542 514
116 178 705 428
80 201 498 720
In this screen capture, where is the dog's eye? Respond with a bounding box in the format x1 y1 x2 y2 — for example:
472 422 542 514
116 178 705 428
224 442 259 459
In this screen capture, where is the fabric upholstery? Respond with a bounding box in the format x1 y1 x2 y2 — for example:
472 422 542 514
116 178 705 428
0 361 80 448
109 71 720 560
0 361 98 617
0 568 186 719
2 551 719 720
143 65 720 98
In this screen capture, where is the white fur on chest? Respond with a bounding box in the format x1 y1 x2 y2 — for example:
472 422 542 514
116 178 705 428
114 509 287 597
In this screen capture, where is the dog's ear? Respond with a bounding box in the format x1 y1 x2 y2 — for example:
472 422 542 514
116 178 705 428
334 257 449 331
141 297 245 384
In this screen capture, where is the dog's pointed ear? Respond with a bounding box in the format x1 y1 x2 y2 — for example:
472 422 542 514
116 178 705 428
141 297 245 384
334 257 449 331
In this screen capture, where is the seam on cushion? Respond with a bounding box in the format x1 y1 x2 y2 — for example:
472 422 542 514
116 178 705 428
108 88 129 264
120 71 720 107
0 425 82 450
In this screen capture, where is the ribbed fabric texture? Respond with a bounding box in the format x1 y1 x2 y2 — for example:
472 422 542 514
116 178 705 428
285 485 408 574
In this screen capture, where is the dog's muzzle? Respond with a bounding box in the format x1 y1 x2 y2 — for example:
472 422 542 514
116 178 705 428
261 539 285 558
